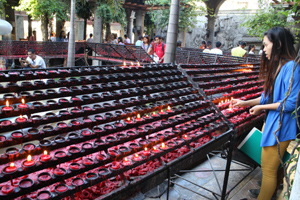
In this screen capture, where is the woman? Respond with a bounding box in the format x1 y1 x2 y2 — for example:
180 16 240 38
232 27 300 200
142 35 152 54
248 44 256 54
117 37 124 45
57 31 67 42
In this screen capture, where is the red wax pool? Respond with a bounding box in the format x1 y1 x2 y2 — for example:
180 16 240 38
23 155 35 167
151 112 158 117
83 159 93 165
1 185 13 194
114 123 123 127
133 153 143 162
71 121 80 125
143 147 151 156
55 151 66 158
82 143 92 149
38 191 50 200
18 103 29 109
82 130 91 136
12 132 23 138
54 168 66 176
40 151 51 162
70 163 80 170
1 120 11 126
0 135 5 142
151 147 160 153
56 185 68 193
83 118 92 123
111 161 120 170
2 106 13 112
122 157 131 166
38 174 51 181
4 163 17 173
23 144 35 150
19 179 33 188
58 123 67 128
72 178 84 186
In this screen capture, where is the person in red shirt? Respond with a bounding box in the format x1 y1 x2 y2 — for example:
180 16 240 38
153 35 166 63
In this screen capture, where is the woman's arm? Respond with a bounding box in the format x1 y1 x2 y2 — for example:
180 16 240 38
231 96 261 107
249 102 280 115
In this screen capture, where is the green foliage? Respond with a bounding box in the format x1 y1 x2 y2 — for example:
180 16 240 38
76 1 93 20
146 0 206 32
0 0 7 16
145 13 155 35
15 0 68 20
96 0 126 26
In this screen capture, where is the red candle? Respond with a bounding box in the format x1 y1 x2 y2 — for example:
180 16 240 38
58 122 67 128
81 130 91 136
23 155 35 167
133 153 143 162
151 146 160 153
40 150 51 162
159 109 165 115
151 112 158 117
143 147 151 156
16 115 27 123
1 120 11 126
4 163 17 173
135 114 142 122
122 157 131 166
125 117 134 124
137 62 141 67
83 158 93 165
123 61 127 68
70 163 81 170
2 100 13 112
144 114 151 120
166 106 173 113
18 99 29 109
160 142 168 150
183 134 190 140
130 61 134 67
72 178 84 186
12 132 23 138
1 185 14 194
38 191 50 200
56 185 68 193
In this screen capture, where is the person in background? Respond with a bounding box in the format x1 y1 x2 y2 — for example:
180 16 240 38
57 31 67 42
200 41 206 49
248 44 256 54
135 36 143 46
86 33 93 43
231 41 247 57
203 41 212 53
153 35 166 63
142 35 152 54
124 34 131 44
232 27 300 200
117 37 124 45
111 34 118 44
210 41 223 55
19 49 46 69
50 33 56 42
176 41 182 51
259 45 264 55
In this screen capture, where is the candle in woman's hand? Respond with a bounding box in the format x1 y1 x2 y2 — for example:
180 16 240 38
143 147 151 156
40 150 51 162
23 155 35 167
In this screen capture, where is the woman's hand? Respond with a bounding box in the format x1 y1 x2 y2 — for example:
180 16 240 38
231 99 246 107
249 105 263 115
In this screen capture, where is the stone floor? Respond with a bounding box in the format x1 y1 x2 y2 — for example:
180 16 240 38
133 141 298 200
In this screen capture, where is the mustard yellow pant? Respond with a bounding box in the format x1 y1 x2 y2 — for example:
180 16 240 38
258 140 291 200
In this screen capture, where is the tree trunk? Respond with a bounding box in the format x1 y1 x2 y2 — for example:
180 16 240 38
28 15 32 38
67 0 75 67
105 23 111 40
164 0 180 63
83 18 87 40
56 20 65 38
41 15 49 41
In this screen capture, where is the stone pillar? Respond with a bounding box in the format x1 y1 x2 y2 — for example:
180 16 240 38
92 11 103 66
134 10 145 42
15 15 24 40
206 15 216 47
126 9 135 44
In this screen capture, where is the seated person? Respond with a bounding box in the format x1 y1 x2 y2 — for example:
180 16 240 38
19 49 46 69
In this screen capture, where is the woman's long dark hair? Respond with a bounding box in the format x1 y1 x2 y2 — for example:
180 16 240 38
58 31 65 39
143 35 150 45
260 27 296 95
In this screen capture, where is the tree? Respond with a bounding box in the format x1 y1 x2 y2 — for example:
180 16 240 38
15 0 68 41
147 0 206 32
0 0 7 16
96 0 126 40
76 0 93 40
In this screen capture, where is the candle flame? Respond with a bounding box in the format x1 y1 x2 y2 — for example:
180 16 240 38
231 97 233 100
10 162 14 167
43 150 48 155
127 117 130 121
137 114 140 118
153 147 157 150
160 109 163 113
221 100 223 104
167 106 171 110
161 143 166 148
137 62 140 66
22 99 25 104
123 61 126 66
20 115 23 119
124 157 128 162
6 100 9 107
135 153 138 158
131 62 134 66
27 155 32 162
145 114 149 117
145 147 148 151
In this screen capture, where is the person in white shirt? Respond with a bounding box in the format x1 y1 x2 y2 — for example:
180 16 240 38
210 41 223 55
135 36 143 46
248 44 256 54
203 41 212 53
124 34 130 44
19 49 46 69
86 33 93 43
